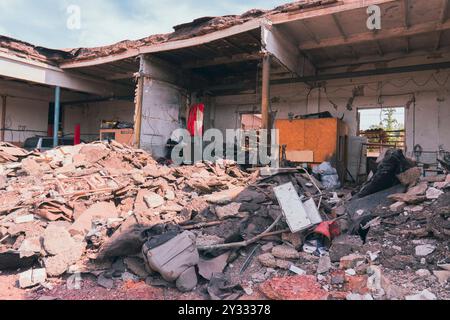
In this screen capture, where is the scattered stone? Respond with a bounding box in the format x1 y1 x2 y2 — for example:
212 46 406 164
289 265 306 275
405 289 437 301
433 270 450 284
143 193 165 208
97 273 114 289
164 190 176 201
426 187 444 200
415 269 431 277
260 276 329 300
258 253 278 269
215 203 241 220
317 255 332 274
390 201 406 213
346 293 373 300
329 235 362 262
43 224 76 256
339 254 366 270
14 215 34 224
345 269 356 276
18 236 42 258
388 193 426 205
281 232 303 250
19 268 47 288
272 245 300 260
397 167 421 186
415 244 436 257
261 242 274 252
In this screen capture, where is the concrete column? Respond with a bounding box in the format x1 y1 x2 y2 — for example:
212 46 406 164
53 86 61 147
139 56 186 158
1 95 6 142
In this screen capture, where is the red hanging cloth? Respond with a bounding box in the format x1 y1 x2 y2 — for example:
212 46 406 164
187 103 205 137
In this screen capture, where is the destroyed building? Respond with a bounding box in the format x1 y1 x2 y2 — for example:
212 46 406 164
0 0 449 301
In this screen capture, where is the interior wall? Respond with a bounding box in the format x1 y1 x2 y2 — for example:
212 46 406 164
63 100 134 142
140 56 188 158
0 96 49 145
212 69 450 157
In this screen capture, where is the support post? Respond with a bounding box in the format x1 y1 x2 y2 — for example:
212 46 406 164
53 86 61 148
1 96 6 142
134 75 144 149
261 54 271 130
74 124 81 145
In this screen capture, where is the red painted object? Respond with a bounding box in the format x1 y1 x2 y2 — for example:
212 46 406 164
187 103 205 137
74 124 81 145
314 221 341 240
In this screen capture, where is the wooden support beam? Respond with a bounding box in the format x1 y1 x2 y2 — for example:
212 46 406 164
375 40 384 56
1 95 6 142
403 0 410 29
222 38 252 54
261 54 271 131
133 76 143 149
299 20 450 50
435 31 443 50
440 0 449 23
332 14 347 39
183 52 262 69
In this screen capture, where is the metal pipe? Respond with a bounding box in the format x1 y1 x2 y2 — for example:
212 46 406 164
1 95 6 142
53 86 61 148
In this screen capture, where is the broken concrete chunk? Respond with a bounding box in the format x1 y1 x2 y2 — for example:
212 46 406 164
18 236 42 258
388 193 426 205
14 215 34 224
415 269 431 277
43 224 77 256
426 187 444 200
44 241 84 277
339 254 366 270
390 201 406 213
258 253 278 269
69 202 119 236
407 182 428 196
272 245 300 260
214 203 241 220
203 187 245 204
143 193 165 209
433 270 450 284
317 255 332 274
97 273 114 289
397 167 421 186
19 268 47 288
415 244 436 257
405 289 437 301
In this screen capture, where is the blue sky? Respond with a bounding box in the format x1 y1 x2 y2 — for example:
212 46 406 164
0 0 287 49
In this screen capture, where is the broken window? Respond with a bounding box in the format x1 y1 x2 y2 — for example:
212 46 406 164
358 107 406 158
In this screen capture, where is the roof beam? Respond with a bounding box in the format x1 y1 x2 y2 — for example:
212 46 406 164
182 52 262 69
441 0 449 23
299 20 450 50
331 14 359 60
262 23 316 77
0 52 131 96
403 0 410 29
434 0 449 51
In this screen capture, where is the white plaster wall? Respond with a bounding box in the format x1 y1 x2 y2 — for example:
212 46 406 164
212 69 450 157
64 100 134 141
1 96 49 144
141 78 186 158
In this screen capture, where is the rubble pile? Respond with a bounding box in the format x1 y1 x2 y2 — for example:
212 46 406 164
0 143 448 300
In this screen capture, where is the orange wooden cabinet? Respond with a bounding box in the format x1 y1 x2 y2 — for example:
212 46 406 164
100 129 134 146
275 118 349 180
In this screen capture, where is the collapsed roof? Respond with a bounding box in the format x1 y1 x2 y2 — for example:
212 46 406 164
0 0 337 65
